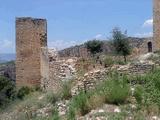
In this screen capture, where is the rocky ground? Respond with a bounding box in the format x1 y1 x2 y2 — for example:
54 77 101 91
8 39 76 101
1 52 160 120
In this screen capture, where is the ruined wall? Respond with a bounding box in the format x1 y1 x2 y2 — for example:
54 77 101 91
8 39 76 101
129 37 153 56
153 0 160 51
58 37 153 58
58 45 90 58
16 17 49 87
71 62 155 96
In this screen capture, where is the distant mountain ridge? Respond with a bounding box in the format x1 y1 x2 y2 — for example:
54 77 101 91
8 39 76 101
0 53 15 63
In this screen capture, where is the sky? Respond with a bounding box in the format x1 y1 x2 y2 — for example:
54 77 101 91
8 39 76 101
0 0 153 53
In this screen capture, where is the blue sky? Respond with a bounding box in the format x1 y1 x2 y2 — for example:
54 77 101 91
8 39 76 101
0 0 153 53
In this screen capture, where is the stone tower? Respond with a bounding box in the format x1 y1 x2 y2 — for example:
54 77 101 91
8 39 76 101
153 0 160 51
16 17 49 87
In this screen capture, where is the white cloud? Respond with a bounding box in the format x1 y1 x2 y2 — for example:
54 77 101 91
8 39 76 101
134 32 153 38
48 40 77 50
0 39 15 53
48 34 106 50
93 34 106 40
143 18 153 27
94 34 103 39
0 39 14 49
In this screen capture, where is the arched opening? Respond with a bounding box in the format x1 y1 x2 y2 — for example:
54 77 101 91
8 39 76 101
148 42 152 52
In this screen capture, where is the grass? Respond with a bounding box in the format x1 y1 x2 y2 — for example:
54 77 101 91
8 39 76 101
70 91 91 116
67 73 130 118
67 106 76 120
2 65 160 119
46 91 60 105
61 81 72 100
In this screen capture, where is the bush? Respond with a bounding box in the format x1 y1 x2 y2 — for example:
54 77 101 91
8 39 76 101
134 85 144 104
71 92 90 116
85 40 103 56
112 27 131 63
51 108 60 120
47 91 60 105
0 76 16 107
134 68 160 111
67 106 76 120
88 93 105 109
114 59 126 65
103 76 129 105
17 86 31 99
34 86 43 92
61 81 72 100
104 56 114 67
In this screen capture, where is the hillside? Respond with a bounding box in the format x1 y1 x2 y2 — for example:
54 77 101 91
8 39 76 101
0 54 15 63
1 50 160 119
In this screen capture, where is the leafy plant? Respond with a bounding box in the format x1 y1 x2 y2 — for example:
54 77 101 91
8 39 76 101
103 76 130 105
112 27 131 63
47 91 60 105
17 86 31 99
71 92 90 116
51 108 60 120
61 81 72 100
104 56 114 67
85 40 103 56
0 76 16 107
67 106 76 120
88 93 105 109
134 85 144 104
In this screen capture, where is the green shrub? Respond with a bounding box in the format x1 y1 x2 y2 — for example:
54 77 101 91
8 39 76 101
0 76 16 107
114 59 126 65
104 56 114 67
51 108 60 120
71 92 90 116
133 68 160 110
67 106 76 120
85 40 103 55
88 93 105 109
47 91 60 105
134 85 144 104
61 81 72 100
103 76 129 105
17 86 31 99
34 86 43 92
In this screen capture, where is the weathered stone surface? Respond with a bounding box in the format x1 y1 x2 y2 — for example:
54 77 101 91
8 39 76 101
117 61 155 75
153 0 160 51
71 69 107 96
16 17 49 87
58 37 153 58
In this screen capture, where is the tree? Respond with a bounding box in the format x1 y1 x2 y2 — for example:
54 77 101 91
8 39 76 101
112 27 131 63
85 40 103 56
0 76 16 107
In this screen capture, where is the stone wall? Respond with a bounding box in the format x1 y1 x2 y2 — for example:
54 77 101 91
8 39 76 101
58 45 90 58
71 62 155 96
153 0 160 51
71 69 107 96
129 37 153 55
41 47 49 89
16 17 49 87
117 62 155 75
58 37 153 58
42 48 77 92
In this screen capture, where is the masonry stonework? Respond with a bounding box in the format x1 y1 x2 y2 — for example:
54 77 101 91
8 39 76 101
153 0 160 51
16 17 49 87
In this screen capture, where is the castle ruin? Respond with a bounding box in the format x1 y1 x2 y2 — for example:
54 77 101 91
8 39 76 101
16 17 49 87
153 0 160 51
15 0 160 88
